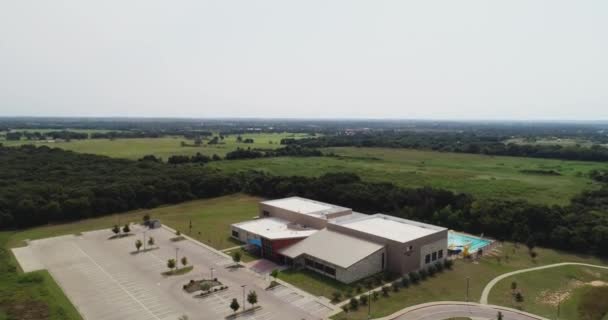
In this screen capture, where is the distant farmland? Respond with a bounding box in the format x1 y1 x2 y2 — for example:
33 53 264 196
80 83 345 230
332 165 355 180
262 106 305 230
209 147 607 205
1 132 310 159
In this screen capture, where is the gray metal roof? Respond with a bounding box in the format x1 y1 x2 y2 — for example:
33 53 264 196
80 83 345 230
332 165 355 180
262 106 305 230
279 229 384 269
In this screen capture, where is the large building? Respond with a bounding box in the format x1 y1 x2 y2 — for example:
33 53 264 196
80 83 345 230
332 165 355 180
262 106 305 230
230 196 447 283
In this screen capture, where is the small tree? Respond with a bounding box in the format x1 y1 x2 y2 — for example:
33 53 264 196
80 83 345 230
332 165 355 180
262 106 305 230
112 224 120 235
401 276 410 288
167 258 176 271
143 214 151 224
148 236 155 246
359 294 368 306
515 292 524 303
349 298 359 310
181 256 188 268
341 305 349 313
176 230 181 236
270 269 279 279
497 311 503 320
123 224 130 234
444 259 454 269
247 290 258 308
135 239 142 251
230 298 240 313
511 281 517 291
232 251 241 265
372 291 379 301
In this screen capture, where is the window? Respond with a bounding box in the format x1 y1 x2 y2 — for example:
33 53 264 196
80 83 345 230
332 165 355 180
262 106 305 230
324 266 336 276
432 252 437 261
438 250 443 259
425 254 431 264
305 258 314 267
231 230 239 238
314 262 324 271
262 210 270 217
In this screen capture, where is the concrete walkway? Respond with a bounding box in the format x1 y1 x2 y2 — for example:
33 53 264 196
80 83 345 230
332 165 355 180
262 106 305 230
479 262 608 304
378 301 548 320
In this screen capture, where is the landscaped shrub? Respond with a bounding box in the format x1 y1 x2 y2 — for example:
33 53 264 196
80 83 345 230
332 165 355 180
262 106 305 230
419 269 428 280
349 298 359 310
409 271 420 284
345 288 354 298
444 259 453 269
427 265 437 276
434 261 444 272
356 284 362 293
382 286 390 297
374 275 383 286
401 277 410 288
331 291 342 302
359 294 368 306
341 305 349 313
391 281 400 292
365 279 374 289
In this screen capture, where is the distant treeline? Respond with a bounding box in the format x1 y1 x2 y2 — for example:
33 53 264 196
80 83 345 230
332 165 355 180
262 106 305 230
283 132 608 162
1 145 607 256
147 145 323 164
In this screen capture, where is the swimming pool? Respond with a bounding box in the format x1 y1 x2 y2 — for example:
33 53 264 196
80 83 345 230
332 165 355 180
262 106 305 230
448 232 491 253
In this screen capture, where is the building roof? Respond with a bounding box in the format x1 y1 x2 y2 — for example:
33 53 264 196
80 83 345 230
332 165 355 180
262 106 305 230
261 197 350 218
279 229 384 269
232 217 317 240
333 214 446 243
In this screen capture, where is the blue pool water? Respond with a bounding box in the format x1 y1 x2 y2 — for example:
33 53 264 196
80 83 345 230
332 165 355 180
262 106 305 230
448 232 491 252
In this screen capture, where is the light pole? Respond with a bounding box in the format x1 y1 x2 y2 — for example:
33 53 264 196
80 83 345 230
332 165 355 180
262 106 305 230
143 231 147 251
465 277 470 302
241 285 247 311
175 247 179 270
210 267 215 280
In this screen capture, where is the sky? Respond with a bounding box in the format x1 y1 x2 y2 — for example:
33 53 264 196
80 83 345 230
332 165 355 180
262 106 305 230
0 1 607 120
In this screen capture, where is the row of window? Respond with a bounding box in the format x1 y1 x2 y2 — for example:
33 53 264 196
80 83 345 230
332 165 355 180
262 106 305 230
424 249 444 264
304 258 336 276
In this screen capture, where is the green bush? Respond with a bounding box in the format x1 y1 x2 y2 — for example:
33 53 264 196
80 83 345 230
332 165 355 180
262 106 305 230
427 265 437 276
434 261 444 272
444 259 454 269
400 276 410 288
409 271 420 284
349 298 359 310
419 269 428 280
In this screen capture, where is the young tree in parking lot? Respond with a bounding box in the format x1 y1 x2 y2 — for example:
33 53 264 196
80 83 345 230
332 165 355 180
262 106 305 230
497 311 503 320
232 251 241 266
181 256 188 268
123 223 130 234
148 236 155 247
270 269 279 280
135 239 142 251
230 298 240 314
247 290 258 308
112 224 120 235
142 214 150 224
167 258 176 271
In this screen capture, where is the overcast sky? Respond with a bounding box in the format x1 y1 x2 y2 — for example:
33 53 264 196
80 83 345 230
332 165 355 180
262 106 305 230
0 1 606 120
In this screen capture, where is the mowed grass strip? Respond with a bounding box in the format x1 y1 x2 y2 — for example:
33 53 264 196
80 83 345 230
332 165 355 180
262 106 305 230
488 265 608 320
210 147 607 205
2 132 311 160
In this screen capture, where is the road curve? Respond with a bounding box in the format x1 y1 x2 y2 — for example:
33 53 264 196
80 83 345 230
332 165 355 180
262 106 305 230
479 262 608 304
375 301 548 320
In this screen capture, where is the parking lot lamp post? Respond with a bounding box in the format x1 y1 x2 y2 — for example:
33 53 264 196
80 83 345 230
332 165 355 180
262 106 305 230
210 267 215 280
466 277 470 302
175 248 179 269
143 231 147 251
241 285 246 311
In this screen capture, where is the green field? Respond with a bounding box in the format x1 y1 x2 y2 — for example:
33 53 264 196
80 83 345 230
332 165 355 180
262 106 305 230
488 265 608 320
210 147 607 205
2 132 311 160
331 243 608 320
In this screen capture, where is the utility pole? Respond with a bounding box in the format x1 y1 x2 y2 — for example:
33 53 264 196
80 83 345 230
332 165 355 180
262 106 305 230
466 277 470 302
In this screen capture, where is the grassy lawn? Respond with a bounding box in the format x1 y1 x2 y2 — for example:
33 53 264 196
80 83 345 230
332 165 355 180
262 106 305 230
0 233 82 320
7 194 261 250
210 147 607 205
2 132 311 160
326 242 608 320
488 265 608 319
276 269 379 301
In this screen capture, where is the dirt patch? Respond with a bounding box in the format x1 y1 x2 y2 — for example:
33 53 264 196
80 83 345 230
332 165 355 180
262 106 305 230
3 299 50 320
537 279 584 306
589 280 608 287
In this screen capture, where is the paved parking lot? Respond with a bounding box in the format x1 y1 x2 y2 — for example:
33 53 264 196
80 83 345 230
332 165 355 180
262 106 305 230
14 225 333 320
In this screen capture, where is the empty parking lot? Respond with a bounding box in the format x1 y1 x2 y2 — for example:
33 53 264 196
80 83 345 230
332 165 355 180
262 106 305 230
13 225 334 320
